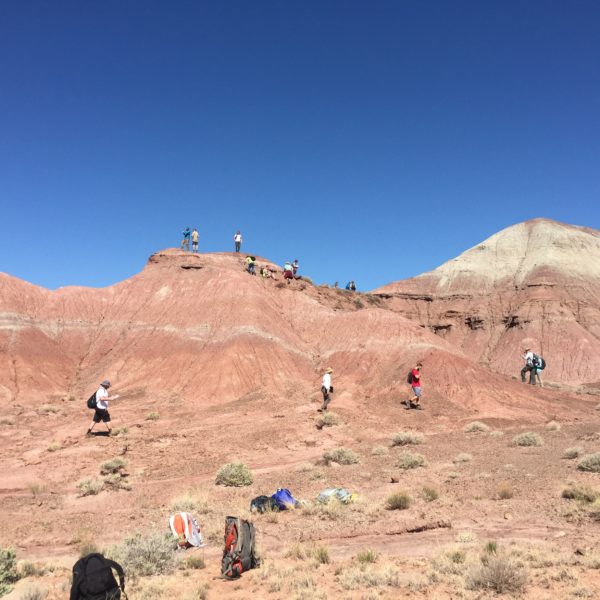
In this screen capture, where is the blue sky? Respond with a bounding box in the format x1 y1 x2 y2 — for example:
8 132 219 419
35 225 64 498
1 1 599 291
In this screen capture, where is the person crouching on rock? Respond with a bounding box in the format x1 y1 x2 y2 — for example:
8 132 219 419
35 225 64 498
87 380 120 436
319 368 334 411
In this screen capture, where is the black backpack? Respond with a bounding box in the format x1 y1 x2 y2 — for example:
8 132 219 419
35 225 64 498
221 516 259 580
533 354 546 370
87 393 97 410
70 553 126 600
250 495 278 514
407 371 413 385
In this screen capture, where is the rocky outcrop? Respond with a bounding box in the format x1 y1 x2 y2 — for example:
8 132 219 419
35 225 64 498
375 219 600 386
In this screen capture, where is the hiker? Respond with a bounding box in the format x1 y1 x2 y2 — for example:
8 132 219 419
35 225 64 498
521 348 535 384
292 259 299 276
283 261 294 283
87 380 119 435
345 281 356 291
333 281 339 288
181 227 191 251
407 363 423 409
246 255 256 275
320 367 334 411
191 228 199 253
260 265 273 279
234 231 242 253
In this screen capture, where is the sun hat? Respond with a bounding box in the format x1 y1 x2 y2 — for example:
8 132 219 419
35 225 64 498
326 368 333 373
101 380 111 388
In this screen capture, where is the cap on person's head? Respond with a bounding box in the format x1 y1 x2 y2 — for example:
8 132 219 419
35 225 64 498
101 380 111 388
524 347 530 351
326 367 333 373
416 363 422 368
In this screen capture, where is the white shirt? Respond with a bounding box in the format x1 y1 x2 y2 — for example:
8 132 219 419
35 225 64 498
523 350 534 365
322 373 331 390
95 386 109 410
234 233 242 242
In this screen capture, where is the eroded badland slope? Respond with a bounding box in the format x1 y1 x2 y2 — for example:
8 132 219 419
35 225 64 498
1 233 599 599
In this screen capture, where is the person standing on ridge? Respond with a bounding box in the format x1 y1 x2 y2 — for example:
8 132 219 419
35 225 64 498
292 259 299 276
234 231 242 253
345 281 356 291
87 380 120 436
521 348 535 384
407 363 423 409
191 228 199 253
181 227 191 251
320 368 334 411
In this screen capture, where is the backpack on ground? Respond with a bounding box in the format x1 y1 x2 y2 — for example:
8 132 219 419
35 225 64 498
250 495 278 514
533 354 546 370
407 371 413 385
317 488 356 505
169 512 204 548
70 553 126 600
270 488 300 511
221 516 258 580
87 393 97 410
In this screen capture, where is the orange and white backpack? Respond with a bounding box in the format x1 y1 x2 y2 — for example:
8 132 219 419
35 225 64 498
169 512 204 548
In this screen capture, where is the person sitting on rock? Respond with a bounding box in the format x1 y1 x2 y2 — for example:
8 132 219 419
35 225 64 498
246 256 256 275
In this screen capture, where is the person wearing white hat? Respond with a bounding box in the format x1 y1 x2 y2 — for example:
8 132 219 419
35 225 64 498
86 380 120 436
320 368 334 411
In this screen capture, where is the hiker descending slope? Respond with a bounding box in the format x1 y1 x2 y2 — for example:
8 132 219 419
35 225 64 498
407 363 423 409
86 380 120 436
319 368 334 411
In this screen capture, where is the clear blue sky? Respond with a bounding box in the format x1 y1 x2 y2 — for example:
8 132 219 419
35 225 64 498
1 1 599 291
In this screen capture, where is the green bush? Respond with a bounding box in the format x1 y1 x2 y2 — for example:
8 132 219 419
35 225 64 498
396 451 426 470
422 486 439 502
0 546 19 596
386 492 411 510
561 486 600 503
323 447 360 465
356 549 378 564
146 412 160 421
77 477 104 497
512 432 543 447
215 463 253 486
391 431 424 446
109 532 177 577
315 412 339 429
563 447 583 460
578 453 600 473
100 458 127 475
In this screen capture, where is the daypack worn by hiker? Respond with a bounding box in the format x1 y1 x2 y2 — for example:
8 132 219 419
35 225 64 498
270 488 300 511
87 392 97 410
169 512 204 548
221 516 258 580
70 553 126 600
250 495 278 514
406 371 413 385
533 354 546 370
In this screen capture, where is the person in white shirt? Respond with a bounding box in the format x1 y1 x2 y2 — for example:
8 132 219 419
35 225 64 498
320 368 334 411
521 348 535 384
234 231 242 253
87 380 119 436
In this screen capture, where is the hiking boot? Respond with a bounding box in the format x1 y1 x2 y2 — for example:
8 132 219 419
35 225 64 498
414 404 423 410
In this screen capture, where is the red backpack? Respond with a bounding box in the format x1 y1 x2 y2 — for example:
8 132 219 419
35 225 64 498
221 516 258 579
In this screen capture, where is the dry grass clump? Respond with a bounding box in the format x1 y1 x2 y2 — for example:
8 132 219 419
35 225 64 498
546 420 561 431
422 486 439 502
464 421 490 433
47 441 61 452
183 555 206 570
453 453 472 464
0 546 19 596
396 451 426 470
489 430 505 437
337 563 401 590
464 552 528 593
18 584 47 600
109 532 177 577
170 492 212 515
371 446 388 456
285 543 330 564
0 416 15 426
431 549 467 576
391 431 424 446
39 404 60 415
110 427 129 436
496 481 514 500
512 432 544 447
77 477 104 497
386 492 411 510
315 412 339 429
215 462 253 486
356 549 378 564
100 458 127 475
323 447 360 465
18 561 47 578
561 486 600 503
578 453 600 473
563 447 583 460
145 411 160 421
181 583 210 600
102 473 132 492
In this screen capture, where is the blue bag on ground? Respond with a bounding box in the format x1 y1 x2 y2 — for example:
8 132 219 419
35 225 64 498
270 488 299 510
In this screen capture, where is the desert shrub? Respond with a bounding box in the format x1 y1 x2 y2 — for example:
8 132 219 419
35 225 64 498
183 555 206 570
371 446 388 456
285 543 308 560
78 541 99 558
312 545 330 564
386 492 411 510
215 462 253 486
322 447 360 465
484 541 498 555
391 431 424 446
315 412 339 429
182 583 210 600
47 441 61 453
546 420 561 431
18 584 47 600
110 427 129 436
109 532 177 577
337 564 401 590
512 432 543 447
422 486 439 502
0 546 19 595
357 549 378 564
456 531 475 543
146 412 160 421
464 421 490 433
561 486 600 503
396 451 426 470
465 553 528 593
77 477 104 497
28 482 45 497
170 492 211 515
102 473 132 492
453 453 472 463
431 550 467 576
578 453 600 473
18 561 46 578
100 458 127 475
496 482 514 500
563 447 583 460
39 404 59 414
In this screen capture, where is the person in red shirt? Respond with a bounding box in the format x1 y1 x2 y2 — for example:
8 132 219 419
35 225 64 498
408 363 423 409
